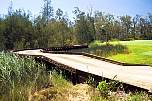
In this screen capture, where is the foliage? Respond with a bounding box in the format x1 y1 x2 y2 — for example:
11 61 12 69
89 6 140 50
0 52 49 100
0 3 152 50
88 41 128 57
50 70 72 88
85 75 96 87
94 79 151 101
89 40 152 66
42 0 54 23
97 81 109 96
73 7 95 44
2 9 33 50
91 91 152 101
96 79 119 97
0 18 5 50
31 70 73 101
127 92 148 101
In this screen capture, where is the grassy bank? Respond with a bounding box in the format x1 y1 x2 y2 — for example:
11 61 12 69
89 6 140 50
30 71 152 101
86 41 128 57
0 52 152 100
89 40 152 66
0 52 49 100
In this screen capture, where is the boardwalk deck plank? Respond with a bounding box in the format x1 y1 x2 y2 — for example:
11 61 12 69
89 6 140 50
15 49 152 92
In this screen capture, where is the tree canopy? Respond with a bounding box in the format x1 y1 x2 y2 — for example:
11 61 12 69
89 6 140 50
0 1 152 50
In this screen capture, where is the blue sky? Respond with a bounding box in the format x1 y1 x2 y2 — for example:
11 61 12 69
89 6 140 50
0 0 152 19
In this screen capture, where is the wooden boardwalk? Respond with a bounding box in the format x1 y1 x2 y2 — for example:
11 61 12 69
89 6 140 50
15 49 152 92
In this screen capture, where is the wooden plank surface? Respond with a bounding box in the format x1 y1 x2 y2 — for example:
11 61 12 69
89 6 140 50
14 49 152 92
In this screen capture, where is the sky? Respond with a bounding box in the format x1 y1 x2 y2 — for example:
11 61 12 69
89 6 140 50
0 0 152 19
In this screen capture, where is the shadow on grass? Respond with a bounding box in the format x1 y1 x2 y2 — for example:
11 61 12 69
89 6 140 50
87 44 129 57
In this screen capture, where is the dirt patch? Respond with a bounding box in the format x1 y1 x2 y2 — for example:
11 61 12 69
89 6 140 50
68 84 92 101
29 84 93 101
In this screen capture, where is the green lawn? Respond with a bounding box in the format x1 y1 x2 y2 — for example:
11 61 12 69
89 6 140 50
107 40 152 66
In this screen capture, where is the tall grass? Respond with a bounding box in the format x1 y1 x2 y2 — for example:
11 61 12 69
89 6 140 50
0 52 50 101
30 70 73 101
88 41 128 57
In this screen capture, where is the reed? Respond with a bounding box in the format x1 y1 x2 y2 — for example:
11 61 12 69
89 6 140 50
0 52 49 101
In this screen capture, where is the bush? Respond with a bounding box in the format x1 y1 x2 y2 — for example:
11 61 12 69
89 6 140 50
88 43 128 57
89 40 103 48
0 52 50 101
97 79 120 97
128 92 150 101
97 81 109 97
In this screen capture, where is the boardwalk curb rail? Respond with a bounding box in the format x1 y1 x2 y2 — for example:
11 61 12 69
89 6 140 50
13 46 152 93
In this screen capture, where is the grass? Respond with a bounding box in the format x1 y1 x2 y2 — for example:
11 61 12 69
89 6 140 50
91 91 152 101
1 49 152 100
89 40 152 66
108 40 152 66
0 52 50 101
88 41 128 57
91 80 152 101
31 71 73 101
0 52 73 101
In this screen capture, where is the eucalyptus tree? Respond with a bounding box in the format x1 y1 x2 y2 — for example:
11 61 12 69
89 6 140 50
36 0 54 48
56 8 63 20
73 7 94 44
120 15 132 40
94 11 115 42
87 13 96 42
94 11 104 40
42 0 54 23
147 13 152 39
33 15 47 48
132 15 140 39
47 9 73 46
4 9 33 49
139 16 152 39
0 17 5 50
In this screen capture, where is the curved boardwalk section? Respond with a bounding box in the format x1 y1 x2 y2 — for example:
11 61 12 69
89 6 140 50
14 49 152 92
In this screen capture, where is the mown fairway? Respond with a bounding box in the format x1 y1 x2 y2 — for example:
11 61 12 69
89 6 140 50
108 40 152 66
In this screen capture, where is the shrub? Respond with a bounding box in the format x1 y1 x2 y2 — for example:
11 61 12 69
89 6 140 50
96 79 120 98
128 92 150 101
88 44 128 57
97 81 109 97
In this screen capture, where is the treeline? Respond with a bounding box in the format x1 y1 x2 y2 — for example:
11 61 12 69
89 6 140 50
0 0 152 50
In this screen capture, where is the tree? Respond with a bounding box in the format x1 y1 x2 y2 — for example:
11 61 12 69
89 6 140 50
139 16 152 39
87 13 96 42
120 15 132 40
0 17 5 50
42 0 54 23
33 15 48 48
112 20 122 40
73 7 94 44
132 15 140 39
94 11 115 42
56 8 63 20
1 4 152 51
3 9 34 50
